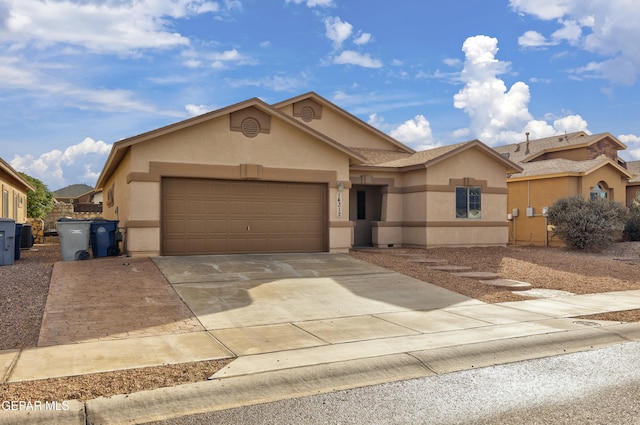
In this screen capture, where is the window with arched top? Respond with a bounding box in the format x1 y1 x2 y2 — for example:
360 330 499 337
590 182 609 200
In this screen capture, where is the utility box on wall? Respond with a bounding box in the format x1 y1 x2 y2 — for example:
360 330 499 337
526 207 535 217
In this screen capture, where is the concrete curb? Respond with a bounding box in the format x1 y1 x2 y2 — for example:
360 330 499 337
0 400 85 425
5 324 640 425
85 354 431 425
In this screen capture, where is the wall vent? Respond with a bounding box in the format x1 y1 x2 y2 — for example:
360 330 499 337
241 117 260 138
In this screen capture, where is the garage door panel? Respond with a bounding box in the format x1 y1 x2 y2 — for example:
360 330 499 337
207 220 228 233
208 200 228 214
163 178 326 255
186 181 209 196
187 200 207 214
165 199 185 215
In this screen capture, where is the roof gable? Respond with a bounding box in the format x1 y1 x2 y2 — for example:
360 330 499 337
273 92 415 154
96 97 367 189
0 157 35 192
360 139 522 173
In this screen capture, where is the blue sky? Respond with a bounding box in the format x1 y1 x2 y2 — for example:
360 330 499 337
3 0 640 190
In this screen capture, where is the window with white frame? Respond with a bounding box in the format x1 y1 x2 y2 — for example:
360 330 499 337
456 186 482 219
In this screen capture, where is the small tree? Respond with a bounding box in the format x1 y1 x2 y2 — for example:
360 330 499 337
547 195 628 250
624 192 640 241
19 173 55 219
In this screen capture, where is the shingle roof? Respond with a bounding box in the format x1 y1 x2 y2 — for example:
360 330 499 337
352 140 521 174
494 131 625 164
509 155 632 179
349 148 412 166
375 142 467 167
627 161 640 184
54 184 95 198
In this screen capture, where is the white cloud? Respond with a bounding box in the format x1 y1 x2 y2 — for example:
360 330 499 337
443 58 462 67
619 134 640 160
509 0 575 20
619 134 640 144
0 56 167 113
511 0 640 84
453 35 589 145
10 137 112 188
227 72 310 92
208 48 257 69
390 115 438 151
324 16 353 50
333 50 382 68
518 30 555 48
353 31 372 45
185 104 209 116
285 0 334 7
0 0 222 55
551 19 582 45
367 113 385 129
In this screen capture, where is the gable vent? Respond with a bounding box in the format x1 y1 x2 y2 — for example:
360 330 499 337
300 106 314 122
241 117 260 138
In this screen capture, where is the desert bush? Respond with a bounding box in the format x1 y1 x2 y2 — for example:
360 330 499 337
624 192 640 241
547 195 628 250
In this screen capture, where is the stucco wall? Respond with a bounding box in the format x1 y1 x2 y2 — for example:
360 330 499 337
280 103 400 151
104 111 353 256
0 173 28 223
507 164 628 246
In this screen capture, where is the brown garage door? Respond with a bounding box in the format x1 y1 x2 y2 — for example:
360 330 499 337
162 178 327 255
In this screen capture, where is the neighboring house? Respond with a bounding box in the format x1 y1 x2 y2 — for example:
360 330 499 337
0 157 34 223
54 184 95 204
494 132 633 246
54 183 102 212
626 161 640 205
95 92 521 257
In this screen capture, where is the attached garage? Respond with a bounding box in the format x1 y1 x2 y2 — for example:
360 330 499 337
162 178 327 255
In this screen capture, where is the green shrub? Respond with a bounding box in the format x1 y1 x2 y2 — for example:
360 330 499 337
547 195 628 250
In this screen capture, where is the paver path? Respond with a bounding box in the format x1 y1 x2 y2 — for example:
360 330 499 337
38 257 203 346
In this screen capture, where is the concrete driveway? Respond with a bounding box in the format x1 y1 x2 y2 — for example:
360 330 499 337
10 252 640 424
151 253 485 356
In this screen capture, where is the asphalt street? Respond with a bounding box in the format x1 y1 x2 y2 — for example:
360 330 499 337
148 341 640 425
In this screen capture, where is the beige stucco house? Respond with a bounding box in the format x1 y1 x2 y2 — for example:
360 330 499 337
0 157 34 223
95 92 521 257
494 132 633 246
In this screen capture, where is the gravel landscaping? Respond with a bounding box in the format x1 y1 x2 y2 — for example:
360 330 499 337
1 242 639 402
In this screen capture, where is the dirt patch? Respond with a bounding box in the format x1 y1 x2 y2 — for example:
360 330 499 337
350 242 640 319
0 359 231 402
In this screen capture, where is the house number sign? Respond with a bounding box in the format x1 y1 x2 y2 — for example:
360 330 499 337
336 191 342 218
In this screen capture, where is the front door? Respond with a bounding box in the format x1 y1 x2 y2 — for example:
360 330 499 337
350 185 382 247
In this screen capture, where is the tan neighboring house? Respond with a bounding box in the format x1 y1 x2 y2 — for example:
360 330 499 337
494 131 633 246
0 157 34 223
95 92 521 257
626 161 640 205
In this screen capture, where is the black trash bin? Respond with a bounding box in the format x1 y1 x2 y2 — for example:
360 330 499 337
14 223 22 261
20 223 34 250
90 220 120 258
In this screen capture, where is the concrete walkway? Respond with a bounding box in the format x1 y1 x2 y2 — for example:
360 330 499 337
3 253 640 424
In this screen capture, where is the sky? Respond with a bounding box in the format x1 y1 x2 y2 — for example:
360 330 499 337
3 0 640 191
